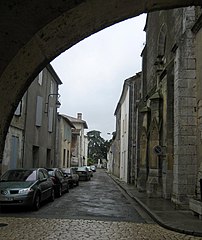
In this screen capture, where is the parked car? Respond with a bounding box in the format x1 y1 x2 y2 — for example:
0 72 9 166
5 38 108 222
0 168 55 211
60 168 79 188
46 168 69 197
90 165 96 172
86 166 93 177
76 166 91 181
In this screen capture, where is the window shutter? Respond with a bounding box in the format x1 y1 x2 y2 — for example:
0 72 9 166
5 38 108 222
35 96 43 126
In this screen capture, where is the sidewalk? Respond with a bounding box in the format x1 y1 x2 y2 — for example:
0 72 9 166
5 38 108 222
109 174 202 237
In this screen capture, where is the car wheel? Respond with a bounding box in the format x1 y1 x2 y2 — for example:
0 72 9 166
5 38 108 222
49 188 55 202
33 193 41 211
56 185 62 197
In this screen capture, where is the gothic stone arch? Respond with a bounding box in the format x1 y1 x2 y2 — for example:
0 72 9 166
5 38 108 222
137 127 148 192
147 117 162 197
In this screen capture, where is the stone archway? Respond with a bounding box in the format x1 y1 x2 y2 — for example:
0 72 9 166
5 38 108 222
0 0 201 164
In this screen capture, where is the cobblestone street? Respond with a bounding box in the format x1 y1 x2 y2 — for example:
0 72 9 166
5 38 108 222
0 217 201 240
0 170 201 239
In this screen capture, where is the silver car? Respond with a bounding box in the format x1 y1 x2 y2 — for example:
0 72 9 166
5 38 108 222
0 168 55 211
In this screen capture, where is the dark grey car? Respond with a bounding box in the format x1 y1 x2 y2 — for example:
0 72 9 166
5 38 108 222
76 166 91 181
60 167 79 188
0 168 55 211
46 168 69 197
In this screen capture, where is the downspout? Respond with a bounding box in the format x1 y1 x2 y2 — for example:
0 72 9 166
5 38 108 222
22 91 29 168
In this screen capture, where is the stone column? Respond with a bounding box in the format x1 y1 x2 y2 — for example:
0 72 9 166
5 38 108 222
172 9 197 208
146 93 162 198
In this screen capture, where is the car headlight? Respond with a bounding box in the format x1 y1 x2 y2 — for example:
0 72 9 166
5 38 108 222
18 188 33 194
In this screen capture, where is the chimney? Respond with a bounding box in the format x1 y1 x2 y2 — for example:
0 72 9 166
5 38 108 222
77 113 82 120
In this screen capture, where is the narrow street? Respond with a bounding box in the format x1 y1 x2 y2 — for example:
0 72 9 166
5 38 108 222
0 169 150 222
0 169 201 239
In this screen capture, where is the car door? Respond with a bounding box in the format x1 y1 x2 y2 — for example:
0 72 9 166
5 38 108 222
72 168 79 182
38 169 49 201
55 170 64 191
42 169 53 199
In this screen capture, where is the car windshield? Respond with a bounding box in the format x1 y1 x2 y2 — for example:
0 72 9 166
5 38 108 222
0 170 37 182
71 168 77 174
64 168 71 174
47 170 54 176
77 167 87 171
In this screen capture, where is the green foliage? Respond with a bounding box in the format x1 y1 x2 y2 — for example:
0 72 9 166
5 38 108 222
87 130 110 163
87 158 95 165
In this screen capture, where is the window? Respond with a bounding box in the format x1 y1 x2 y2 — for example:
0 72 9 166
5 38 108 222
26 171 37 181
10 136 19 169
50 80 54 95
125 114 127 133
42 169 49 178
38 170 45 181
63 149 66 167
46 149 51 167
35 96 43 127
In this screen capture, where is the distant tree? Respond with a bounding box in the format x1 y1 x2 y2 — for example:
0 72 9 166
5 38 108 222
87 130 110 164
87 158 94 166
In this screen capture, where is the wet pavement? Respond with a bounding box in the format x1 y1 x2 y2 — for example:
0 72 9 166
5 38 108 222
0 169 146 223
109 172 202 238
0 169 201 239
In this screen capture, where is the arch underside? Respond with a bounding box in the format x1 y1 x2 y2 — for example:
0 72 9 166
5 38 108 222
0 0 201 160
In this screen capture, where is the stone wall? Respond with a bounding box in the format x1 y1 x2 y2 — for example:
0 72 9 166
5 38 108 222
137 7 200 208
172 7 197 208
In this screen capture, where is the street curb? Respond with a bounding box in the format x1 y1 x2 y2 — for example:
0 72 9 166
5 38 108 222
109 173 202 237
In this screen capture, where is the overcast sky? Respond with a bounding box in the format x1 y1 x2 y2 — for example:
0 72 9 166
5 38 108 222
51 14 146 140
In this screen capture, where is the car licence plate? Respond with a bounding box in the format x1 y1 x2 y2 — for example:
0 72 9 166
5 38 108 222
0 196 14 201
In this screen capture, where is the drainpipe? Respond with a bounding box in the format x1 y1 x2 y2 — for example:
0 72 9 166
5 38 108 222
22 92 29 168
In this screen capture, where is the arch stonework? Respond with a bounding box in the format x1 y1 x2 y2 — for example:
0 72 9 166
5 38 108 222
0 0 201 164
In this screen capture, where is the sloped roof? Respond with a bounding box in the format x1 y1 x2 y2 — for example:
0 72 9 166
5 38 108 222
59 114 75 128
47 63 63 85
61 114 88 129
114 72 141 116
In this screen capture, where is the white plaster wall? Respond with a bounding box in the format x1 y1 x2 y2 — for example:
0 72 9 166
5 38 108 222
120 87 129 182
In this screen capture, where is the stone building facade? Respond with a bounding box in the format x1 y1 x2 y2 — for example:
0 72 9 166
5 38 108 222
192 7 202 200
2 64 62 173
112 6 202 211
136 6 202 209
113 73 142 183
23 65 62 169
56 114 75 168
63 113 88 167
